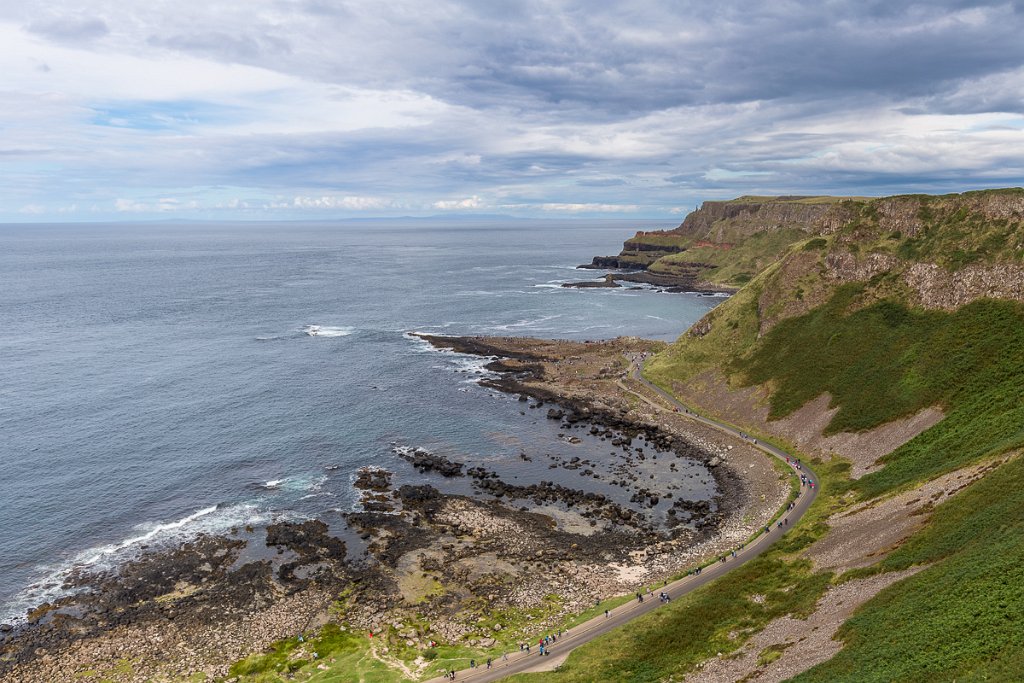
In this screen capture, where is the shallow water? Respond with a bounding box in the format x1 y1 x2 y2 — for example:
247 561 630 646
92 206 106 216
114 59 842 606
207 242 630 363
0 218 721 622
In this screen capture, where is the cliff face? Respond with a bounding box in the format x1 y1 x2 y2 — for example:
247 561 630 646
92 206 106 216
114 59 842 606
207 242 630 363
581 196 862 286
582 231 687 270
673 197 859 243
581 188 1024 298
750 189 1024 333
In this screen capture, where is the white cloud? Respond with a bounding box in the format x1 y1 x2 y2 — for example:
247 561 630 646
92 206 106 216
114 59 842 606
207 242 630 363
114 197 198 212
432 195 483 210
290 195 393 210
2 3 1024 221
0 23 296 102
538 202 641 213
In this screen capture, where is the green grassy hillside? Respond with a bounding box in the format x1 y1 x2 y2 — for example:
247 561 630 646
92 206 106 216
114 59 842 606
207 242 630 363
739 289 1024 498
553 189 1024 681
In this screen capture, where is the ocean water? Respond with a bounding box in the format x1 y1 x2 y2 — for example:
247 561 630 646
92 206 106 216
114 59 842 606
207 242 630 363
0 219 722 623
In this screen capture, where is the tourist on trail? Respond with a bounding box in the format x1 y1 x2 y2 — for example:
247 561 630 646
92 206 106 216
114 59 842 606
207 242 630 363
605 609 610 618
470 659 476 668
486 658 492 669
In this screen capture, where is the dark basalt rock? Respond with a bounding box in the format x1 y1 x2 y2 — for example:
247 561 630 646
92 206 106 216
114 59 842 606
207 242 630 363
354 467 392 491
561 274 620 288
397 484 444 517
265 520 346 561
396 448 465 477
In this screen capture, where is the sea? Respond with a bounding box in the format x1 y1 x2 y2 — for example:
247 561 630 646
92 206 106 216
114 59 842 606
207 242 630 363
0 218 723 624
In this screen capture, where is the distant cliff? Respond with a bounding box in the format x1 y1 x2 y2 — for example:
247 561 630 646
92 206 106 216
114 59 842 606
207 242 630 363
579 196 863 291
579 190 1024 296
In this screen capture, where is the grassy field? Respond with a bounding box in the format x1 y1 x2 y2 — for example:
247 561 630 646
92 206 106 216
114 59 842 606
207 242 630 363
503 557 832 683
735 287 1024 498
644 262 770 383
795 452 1024 681
228 624 414 683
721 195 871 205
738 285 1024 680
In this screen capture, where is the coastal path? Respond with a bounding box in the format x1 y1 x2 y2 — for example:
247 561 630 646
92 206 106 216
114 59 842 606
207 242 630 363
423 358 818 683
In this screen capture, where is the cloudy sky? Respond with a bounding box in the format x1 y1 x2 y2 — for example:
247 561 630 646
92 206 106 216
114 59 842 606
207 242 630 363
2 1 1023 221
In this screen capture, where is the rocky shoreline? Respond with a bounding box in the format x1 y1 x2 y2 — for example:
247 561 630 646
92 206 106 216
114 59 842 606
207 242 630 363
562 268 735 296
1 335 788 683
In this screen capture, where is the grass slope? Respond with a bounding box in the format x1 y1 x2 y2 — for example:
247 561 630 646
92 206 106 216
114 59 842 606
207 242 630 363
735 287 1024 498
710 287 1024 678
795 452 1024 682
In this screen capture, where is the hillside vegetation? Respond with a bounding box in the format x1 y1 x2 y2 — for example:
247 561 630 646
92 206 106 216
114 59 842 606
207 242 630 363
546 189 1024 681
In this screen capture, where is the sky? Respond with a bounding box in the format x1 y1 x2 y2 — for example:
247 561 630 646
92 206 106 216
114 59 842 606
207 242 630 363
1 1 1023 221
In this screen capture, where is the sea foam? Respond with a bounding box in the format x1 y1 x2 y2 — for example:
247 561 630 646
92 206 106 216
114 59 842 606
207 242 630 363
2 503 269 625
303 324 354 337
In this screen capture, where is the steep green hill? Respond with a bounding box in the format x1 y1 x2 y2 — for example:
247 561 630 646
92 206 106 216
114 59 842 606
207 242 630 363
532 188 1024 682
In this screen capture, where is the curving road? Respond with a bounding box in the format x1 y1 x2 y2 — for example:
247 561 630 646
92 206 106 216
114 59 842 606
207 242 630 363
423 358 818 683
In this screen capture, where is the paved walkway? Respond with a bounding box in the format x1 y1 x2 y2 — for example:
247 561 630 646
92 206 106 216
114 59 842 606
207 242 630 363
424 359 818 682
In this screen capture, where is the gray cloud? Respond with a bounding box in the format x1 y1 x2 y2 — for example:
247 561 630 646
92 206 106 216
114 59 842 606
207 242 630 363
149 30 292 63
27 15 108 43
2 0 1024 220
